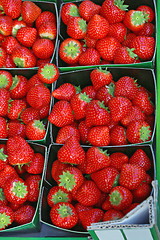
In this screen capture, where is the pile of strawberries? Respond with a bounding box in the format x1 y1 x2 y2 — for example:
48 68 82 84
48 145 153 230
59 0 155 66
49 67 154 146
0 136 45 230
0 0 57 68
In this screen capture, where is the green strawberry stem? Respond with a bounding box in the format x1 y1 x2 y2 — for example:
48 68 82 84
0 188 6 202
131 11 146 26
33 120 45 131
79 92 92 103
0 213 11 229
107 82 115 97
0 148 8 162
109 190 122 206
12 181 28 198
98 101 109 111
10 75 19 90
114 0 128 11
58 203 73 217
69 5 80 17
0 74 9 89
64 41 81 59
59 171 76 192
98 148 110 157
127 48 138 59
97 67 110 75
40 64 57 80
51 189 69 205
74 85 81 93
78 19 87 32
139 125 152 142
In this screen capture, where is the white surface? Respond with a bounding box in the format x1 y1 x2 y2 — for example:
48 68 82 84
95 229 125 240
124 229 153 240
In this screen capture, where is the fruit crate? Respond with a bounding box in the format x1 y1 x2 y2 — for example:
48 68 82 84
50 67 157 147
56 0 157 72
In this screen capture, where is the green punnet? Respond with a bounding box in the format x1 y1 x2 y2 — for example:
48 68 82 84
79 92 92 103
69 5 80 17
131 11 146 26
40 64 56 80
10 75 19 90
59 171 76 192
0 74 9 89
139 125 152 142
64 41 81 58
0 148 8 162
58 203 73 217
114 0 128 11
52 189 69 205
12 181 28 198
0 212 11 230
109 190 123 206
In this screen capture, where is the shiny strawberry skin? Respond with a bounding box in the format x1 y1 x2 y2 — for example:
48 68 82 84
38 21 57 40
123 10 146 32
129 149 151 171
95 82 115 106
38 63 59 84
90 68 113 91
78 120 90 145
0 47 7 68
110 125 127 146
0 205 14 230
79 0 101 22
121 106 146 127
0 16 13 36
7 99 27 120
8 120 26 138
26 74 44 92
103 209 123 221
67 17 87 40
14 204 35 225
12 19 27 37
25 174 41 202
1 36 21 55
87 126 110 147
32 38 54 59
36 11 56 29
56 125 80 144
51 160 70 182
0 117 8 138
2 0 21 19
16 27 37 48
61 2 80 25
113 47 138 64
132 182 151 203
137 5 154 23
21 1 41 24
10 75 28 99
52 83 76 101
108 22 127 42
20 107 40 125
25 119 46 140
79 47 101 66
110 152 129 172
0 144 8 171
0 165 18 188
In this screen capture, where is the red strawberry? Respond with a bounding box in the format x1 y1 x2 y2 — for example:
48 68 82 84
25 174 41 202
137 5 154 23
25 152 44 174
51 160 70 182
59 38 83 65
132 182 151 203
85 100 111 127
12 19 27 37
38 104 50 119
122 203 139 215
96 82 115 106
123 10 146 32
47 186 72 208
27 85 51 110
119 163 146 190
0 47 7 68
0 89 10 117
121 106 146 127
8 120 26 138
36 58 51 67
0 70 13 91
38 21 57 40
145 114 155 130
56 125 80 144
12 46 37 68
81 85 96 100
84 33 97 48
52 83 76 101
58 166 83 193
130 36 155 60
0 15 13 36
0 117 8 139
9 75 28 99
110 152 129 171
25 119 46 140
76 180 101 206
7 99 27 120
48 101 74 127
2 0 21 19
57 136 85 165
90 67 113 91
110 125 127 146
67 17 87 40
61 2 80 25
38 63 59 84
91 167 119 193
7 136 34 166
0 205 14 230
79 0 101 22
108 22 127 42
96 37 121 62
113 47 138 64
79 208 104 230
0 165 18 188
26 74 44 92
78 120 90 144
0 188 8 206
126 120 152 144
3 54 16 68
32 38 54 59
109 186 133 211
87 14 109 40
14 204 35 225
135 22 154 37
103 209 123 221
79 47 100 66
74 202 92 216
0 144 8 171
1 36 21 55
129 149 151 171
108 96 132 122
122 32 137 48
36 11 56 29
87 126 110 147
21 1 41 24
85 147 111 174
102 195 112 211
20 107 40 125
4 177 28 204
50 202 78 229
16 27 37 48
100 0 128 24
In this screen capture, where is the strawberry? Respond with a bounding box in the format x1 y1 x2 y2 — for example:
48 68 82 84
27 85 51 110
25 119 46 140
14 204 35 225
0 117 8 138
7 120 26 138
132 182 151 203
0 16 13 36
108 22 127 43
0 89 10 117
26 74 44 92
0 47 7 68
51 160 70 182
7 99 27 120
58 166 83 193
0 188 8 206
81 85 96 100
37 63 59 84
96 37 121 62
78 120 90 145
52 83 76 101
0 70 13 90
56 125 80 144
67 17 87 40
25 174 41 202
109 186 133 211
12 19 27 37
110 125 127 146
59 38 83 65
36 11 56 29
122 33 137 48
48 101 74 127
78 47 101 66
87 126 110 147
38 104 50 119
126 120 152 144
119 163 146 190
4 177 28 204
47 186 72 208
121 106 146 127
79 0 101 22
100 0 128 24
84 33 97 48
85 147 111 174
20 107 40 125
16 27 37 48
0 144 8 171
90 67 113 91
136 5 154 23
87 14 109 40
57 136 85 165
79 208 104 230
36 58 51 67
7 136 34 166
91 167 119 193
3 54 16 68
50 202 78 229
76 180 101 206
0 165 18 188
21 1 41 24
1 36 21 55
108 96 132 122
129 149 151 171
0 205 14 230
25 152 44 175
102 195 112 211
2 0 21 19
145 114 155 130
32 38 54 59
12 46 37 68
113 47 138 64
110 152 129 171
38 21 57 40
130 36 155 60
74 203 92 224
123 10 146 32
9 75 28 99
103 209 123 221
95 82 115 106
61 2 80 25
85 100 111 127
135 22 154 37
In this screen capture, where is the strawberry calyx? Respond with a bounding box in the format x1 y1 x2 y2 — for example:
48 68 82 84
98 101 109 111
131 11 146 26
40 64 57 80
69 5 80 17
106 82 115 96
33 120 45 131
98 148 110 157
57 203 73 218
109 190 123 206
10 75 19 90
74 85 81 93
114 0 128 11
142 11 150 22
64 41 81 59
0 188 5 202
139 125 152 142
13 57 25 68
0 212 11 230
78 19 87 32
79 92 92 103
0 74 9 89
59 171 76 192
0 148 8 162
12 181 28 198
97 67 110 75
113 174 120 188
127 48 138 59
51 189 69 205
